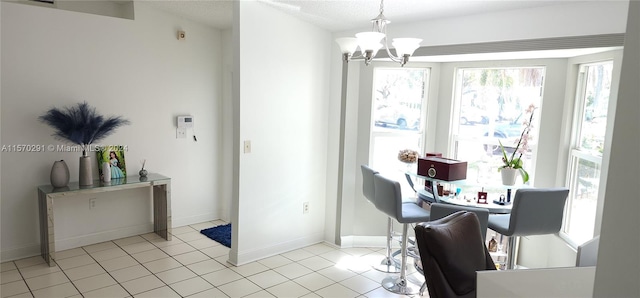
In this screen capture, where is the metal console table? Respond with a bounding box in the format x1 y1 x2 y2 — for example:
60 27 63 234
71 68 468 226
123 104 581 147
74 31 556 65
37 173 171 266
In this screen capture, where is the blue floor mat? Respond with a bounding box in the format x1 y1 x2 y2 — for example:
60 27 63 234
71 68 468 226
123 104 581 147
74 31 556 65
200 223 231 248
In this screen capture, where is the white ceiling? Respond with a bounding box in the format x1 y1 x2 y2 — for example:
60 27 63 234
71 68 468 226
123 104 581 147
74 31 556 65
140 0 575 32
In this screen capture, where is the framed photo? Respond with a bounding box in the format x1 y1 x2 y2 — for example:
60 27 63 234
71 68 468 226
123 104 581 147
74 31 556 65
96 145 127 180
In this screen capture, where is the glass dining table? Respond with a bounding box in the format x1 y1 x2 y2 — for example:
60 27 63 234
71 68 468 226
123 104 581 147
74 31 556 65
407 172 530 214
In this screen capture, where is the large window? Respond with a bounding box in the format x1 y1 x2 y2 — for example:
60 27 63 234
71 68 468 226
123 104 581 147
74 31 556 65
562 61 613 245
451 67 545 194
369 68 429 195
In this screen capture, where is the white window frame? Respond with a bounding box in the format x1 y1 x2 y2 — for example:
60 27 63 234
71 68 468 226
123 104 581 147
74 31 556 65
368 66 431 196
449 66 545 185
559 60 614 248
368 66 431 160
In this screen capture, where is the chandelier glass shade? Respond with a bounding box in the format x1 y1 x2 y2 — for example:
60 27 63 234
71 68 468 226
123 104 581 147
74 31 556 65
336 0 422 66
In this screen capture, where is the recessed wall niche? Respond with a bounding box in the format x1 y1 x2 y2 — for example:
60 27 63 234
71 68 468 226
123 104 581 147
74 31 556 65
15 0 135 20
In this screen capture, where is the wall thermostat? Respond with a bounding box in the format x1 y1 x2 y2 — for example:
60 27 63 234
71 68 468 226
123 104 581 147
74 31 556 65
177 115 194 128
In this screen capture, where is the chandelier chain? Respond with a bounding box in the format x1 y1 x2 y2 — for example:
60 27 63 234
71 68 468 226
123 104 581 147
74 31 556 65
379 0 384 14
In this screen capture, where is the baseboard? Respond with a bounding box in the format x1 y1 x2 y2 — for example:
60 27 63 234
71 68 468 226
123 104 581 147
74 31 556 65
233 232 324 266
1 243 41 263
351 236 388 248
340 236 353 247
340 236 390 248
172 212 218 228
319 240 341 249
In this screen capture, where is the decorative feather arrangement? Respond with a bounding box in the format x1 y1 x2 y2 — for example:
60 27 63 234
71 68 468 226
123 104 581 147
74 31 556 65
39 102 130 154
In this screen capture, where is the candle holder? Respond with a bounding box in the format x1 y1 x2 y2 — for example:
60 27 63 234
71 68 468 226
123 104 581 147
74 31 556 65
477 191 488 204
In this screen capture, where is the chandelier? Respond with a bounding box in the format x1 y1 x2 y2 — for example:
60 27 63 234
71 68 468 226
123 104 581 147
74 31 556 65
336 0 422 67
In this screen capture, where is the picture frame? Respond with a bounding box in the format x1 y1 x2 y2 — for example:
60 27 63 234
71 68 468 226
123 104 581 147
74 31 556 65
96 145 127 180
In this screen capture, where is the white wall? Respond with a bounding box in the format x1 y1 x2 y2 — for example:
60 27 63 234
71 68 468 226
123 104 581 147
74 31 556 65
477 266 596 297
220 29 233 223
230 1 331 265
0 2 3 256
594 1 640 296
0 2 223 260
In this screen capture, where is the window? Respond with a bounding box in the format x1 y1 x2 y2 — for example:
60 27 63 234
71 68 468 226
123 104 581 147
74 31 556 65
370 68 429 195
451 67 545 194
562 61 613 245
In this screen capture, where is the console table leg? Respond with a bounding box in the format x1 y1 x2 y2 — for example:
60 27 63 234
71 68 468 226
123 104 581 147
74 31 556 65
153 184 172 240
38 191 55 267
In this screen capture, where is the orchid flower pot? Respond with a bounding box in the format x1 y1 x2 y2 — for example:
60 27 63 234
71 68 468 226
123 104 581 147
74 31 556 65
501 168 518 186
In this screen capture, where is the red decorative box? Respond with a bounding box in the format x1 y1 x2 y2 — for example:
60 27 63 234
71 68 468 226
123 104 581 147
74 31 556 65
417 157 467 181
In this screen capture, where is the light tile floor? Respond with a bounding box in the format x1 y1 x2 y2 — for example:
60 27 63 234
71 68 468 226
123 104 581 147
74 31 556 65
1 220 427 298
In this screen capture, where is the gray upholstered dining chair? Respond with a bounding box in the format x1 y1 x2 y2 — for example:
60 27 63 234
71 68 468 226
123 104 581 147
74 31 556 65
374 174 431 295
487 187 569 269
415 211 496 298
361 165 378 206
361 165 399 273
415 203 490 295
430 203 490 242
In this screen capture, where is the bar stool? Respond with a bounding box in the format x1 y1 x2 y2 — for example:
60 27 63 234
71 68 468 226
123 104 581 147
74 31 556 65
361 165 400 273
374 174 431 295
487 188 569 269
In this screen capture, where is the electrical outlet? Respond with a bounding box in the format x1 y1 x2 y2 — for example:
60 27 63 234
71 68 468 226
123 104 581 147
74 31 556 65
176 128 187 139
303 202 309 214
89 198 97 210
244 140 251 153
